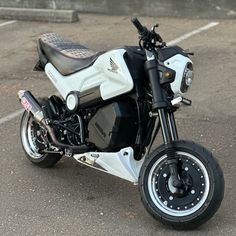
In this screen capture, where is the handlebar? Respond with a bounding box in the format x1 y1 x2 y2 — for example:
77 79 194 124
131 17 146 35
131 17 164 50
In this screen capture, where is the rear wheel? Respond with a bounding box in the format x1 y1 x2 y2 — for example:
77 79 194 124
20 111 62 168
139 140 224 229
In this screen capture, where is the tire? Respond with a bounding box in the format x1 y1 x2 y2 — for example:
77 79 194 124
139 140 224 230
20 110 62 168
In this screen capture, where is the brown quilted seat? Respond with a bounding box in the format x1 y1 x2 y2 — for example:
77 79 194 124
38 33 103 75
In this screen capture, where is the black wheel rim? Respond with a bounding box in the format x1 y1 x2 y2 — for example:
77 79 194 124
147 151 210 217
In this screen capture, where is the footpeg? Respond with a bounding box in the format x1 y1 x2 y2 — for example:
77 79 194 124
171 96 192 107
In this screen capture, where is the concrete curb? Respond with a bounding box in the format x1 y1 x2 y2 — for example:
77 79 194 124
0 7 79 23
1 0 236 19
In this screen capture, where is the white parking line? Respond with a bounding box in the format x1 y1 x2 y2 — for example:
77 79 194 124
0 20 17 28
0 109 23 125
0 21 219 126
168 22 219 45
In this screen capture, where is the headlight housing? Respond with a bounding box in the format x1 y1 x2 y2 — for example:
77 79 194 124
181 62 194 93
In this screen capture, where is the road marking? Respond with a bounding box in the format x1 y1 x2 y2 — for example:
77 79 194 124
0 21 220 126
167 22 219 45
0 109 23 125
0 20 17 28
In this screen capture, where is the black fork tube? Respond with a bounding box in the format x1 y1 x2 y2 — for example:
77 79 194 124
167 112 179 141
144 53 179 144
145 55 181 188
158 108 182 188
158 109 171 144
161 110 181 187
144 57 172 143
144 59 167 110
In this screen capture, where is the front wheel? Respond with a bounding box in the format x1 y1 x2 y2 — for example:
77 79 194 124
139 140 224 229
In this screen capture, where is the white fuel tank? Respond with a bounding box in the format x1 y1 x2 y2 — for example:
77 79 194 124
45 49 134 101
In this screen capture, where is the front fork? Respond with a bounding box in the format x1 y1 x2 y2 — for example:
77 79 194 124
145 50 182 188
158 109 182 188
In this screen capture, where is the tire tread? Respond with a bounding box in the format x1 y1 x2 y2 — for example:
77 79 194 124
138 140 224 230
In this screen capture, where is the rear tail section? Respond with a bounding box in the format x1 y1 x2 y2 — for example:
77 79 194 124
33 41 47 71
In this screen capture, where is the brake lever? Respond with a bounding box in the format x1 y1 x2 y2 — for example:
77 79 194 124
152 24 163 43
138 22 165 50
152 24 159 32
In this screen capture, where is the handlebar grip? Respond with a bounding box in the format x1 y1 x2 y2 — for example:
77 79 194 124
131 17 145 34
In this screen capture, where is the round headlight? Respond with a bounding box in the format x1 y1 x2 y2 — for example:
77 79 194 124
181 63 194 93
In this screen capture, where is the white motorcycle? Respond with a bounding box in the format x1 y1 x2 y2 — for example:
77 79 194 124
18 17 224 229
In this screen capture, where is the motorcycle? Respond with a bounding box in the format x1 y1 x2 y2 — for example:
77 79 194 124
18 17 224 229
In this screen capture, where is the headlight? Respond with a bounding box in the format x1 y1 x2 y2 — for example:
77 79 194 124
181 62 194 93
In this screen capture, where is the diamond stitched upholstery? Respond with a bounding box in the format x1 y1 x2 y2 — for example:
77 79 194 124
40 33 97 59
38 33 102 75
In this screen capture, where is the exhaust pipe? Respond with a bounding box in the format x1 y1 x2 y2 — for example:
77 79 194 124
18 90 88 154
18 90 44 123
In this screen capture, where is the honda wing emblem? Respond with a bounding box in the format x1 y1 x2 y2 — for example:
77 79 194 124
108 58 119 73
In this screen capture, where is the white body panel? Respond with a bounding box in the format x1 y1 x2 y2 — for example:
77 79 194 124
45 49 134 100
164 54 193 96
44 52 192 183
73 147 144 184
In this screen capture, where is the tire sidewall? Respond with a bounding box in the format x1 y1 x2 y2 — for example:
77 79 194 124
139 140 224 226
20 110 62 167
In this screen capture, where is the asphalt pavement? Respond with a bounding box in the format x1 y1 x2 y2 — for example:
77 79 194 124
0 14 235 235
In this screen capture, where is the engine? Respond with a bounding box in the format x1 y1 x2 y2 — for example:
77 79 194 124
41 95 138 152
88 99 138 151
